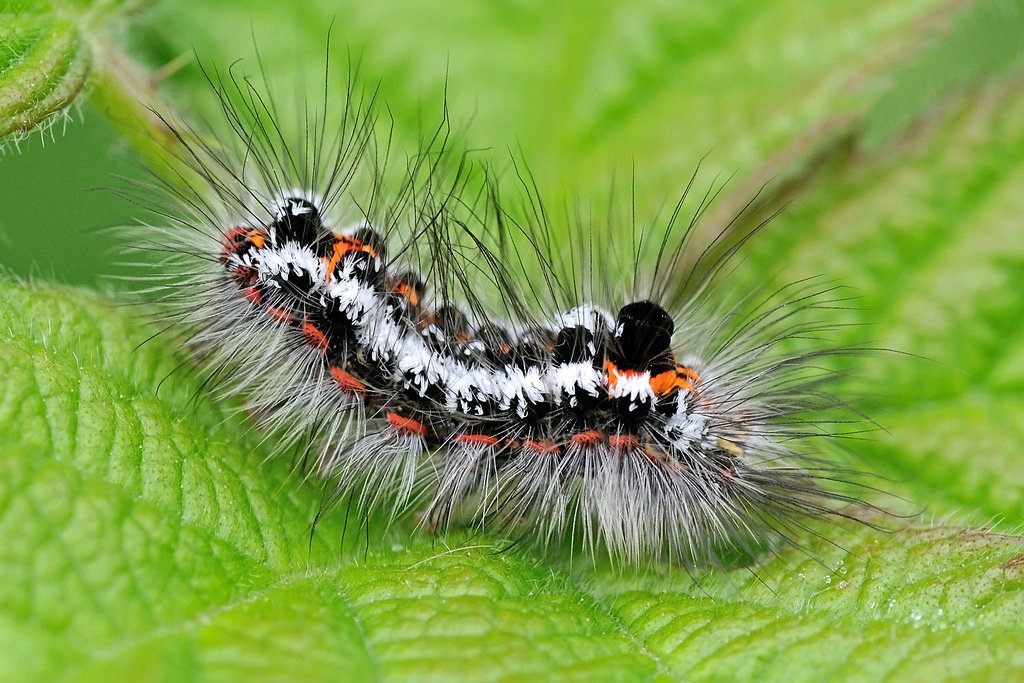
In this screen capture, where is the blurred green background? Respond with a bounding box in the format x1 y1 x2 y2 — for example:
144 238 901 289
4 0 1022 287
0 107 139 285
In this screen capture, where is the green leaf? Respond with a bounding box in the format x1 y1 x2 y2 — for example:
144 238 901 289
5 0 1024 680
0 5 89 139
2 279 1024 681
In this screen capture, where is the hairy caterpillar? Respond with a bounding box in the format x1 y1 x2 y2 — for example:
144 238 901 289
126 55 882 569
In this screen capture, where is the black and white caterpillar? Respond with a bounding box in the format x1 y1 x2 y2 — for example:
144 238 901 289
130 59 877 568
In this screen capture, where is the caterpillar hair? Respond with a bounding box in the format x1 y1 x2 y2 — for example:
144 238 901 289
120 50 889 570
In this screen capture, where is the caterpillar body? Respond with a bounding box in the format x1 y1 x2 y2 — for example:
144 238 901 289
132 60 876 568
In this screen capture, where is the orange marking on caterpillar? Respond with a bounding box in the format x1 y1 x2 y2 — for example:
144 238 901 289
243 287 263 306
220 227 267 262
341 233 381 258
219 228 247 262
604 361 643 390
650 365 701 396
302 321 330 352
330 366 367 398
325 240 348 277
386 412 427 438
393 281 421 307
454 434 500 447
325 234 381 280
523 440 561 455
643 445 668 462
571 431 604 448
232 265 257 289
609 435 639 452
267 307 294 324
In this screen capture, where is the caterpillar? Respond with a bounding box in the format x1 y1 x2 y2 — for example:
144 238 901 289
126 55 881 569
